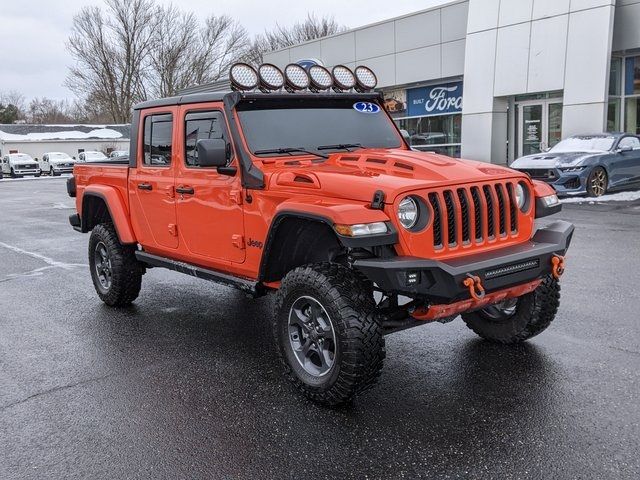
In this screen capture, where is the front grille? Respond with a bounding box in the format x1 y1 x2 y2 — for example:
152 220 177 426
520 168 556 180
429 181 520 250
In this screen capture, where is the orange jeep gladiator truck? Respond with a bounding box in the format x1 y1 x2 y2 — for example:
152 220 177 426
67 63 573 405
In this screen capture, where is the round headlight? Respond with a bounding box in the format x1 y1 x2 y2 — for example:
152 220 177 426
354 65 377 92
398 196 419 229
229 63 258 91
284 63 310 91
332 65 356 90
515 182 528 211
308 65 333 91
258 63 284 90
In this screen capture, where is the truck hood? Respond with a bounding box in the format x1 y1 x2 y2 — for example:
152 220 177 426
265 148 527 204
510 151 601 169
10 159 38 167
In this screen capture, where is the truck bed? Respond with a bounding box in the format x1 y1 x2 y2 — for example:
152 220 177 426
73 162 130 212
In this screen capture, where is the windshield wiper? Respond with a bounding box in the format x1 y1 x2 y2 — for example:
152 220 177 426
316 143 362 151
253 147 328 159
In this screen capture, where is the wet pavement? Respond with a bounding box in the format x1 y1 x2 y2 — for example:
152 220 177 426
1 178 639 479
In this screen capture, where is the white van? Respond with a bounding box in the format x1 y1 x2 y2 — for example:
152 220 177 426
1 153 41 178
42 152 76 176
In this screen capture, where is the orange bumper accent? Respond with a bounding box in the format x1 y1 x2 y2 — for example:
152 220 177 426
411 279 542 321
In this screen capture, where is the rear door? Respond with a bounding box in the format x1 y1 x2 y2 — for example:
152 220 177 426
174 104 245 264
128 108 178 250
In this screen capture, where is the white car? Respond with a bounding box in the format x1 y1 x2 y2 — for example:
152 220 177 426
109 150 128 158
42 152 76 176
1 153 41 178
77 151 108 163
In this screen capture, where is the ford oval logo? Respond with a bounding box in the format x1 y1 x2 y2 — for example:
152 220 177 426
353 102 381 114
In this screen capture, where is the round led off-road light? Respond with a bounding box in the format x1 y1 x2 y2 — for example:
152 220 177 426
258 63 284 91
308 65 333 91
229 63 258 91
284 63 310 91
332 65 356 91
354 65 377 92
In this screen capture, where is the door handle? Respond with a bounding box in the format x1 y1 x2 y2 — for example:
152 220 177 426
137 183 152 191
176 186 194 195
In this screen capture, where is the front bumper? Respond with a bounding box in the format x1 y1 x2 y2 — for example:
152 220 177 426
513 167 589 195
52 165 74 173
354 220 574 303
12 168 41 176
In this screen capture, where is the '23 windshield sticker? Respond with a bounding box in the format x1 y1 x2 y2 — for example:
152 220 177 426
353 102 381 114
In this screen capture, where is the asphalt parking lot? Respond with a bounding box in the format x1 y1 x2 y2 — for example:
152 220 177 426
1 177 639 479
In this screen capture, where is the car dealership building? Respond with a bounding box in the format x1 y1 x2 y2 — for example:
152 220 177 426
256 0 640 165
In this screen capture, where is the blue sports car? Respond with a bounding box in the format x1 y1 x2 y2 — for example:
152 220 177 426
510 133 640 197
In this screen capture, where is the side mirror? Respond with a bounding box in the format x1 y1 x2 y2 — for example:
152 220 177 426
196 139 229 167
400 129 411 144
617 145 633 153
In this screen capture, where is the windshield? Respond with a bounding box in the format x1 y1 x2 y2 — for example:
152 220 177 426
10 154 33 161
237 98 402 156
49 153 70 159
550 136 616 153
85 152 107 160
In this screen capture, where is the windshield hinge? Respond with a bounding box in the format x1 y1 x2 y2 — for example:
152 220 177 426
371 190 385 210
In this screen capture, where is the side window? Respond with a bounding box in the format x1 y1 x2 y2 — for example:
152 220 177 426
619 136 640 150
184 111 228 167
143 113 173 166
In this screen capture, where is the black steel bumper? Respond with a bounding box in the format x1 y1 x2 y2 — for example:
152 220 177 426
354 220 574 303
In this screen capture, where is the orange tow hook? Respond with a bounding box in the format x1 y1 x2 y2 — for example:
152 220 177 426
551 254 565 280
463 273 486 301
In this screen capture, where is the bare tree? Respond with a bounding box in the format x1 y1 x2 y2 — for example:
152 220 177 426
148 7 249 97
27 98 74 124
66 0 157 123
246 14 346 64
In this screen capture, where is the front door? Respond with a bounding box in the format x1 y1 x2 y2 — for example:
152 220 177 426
175 105 245 264
128 109 178 250
518 100 563 157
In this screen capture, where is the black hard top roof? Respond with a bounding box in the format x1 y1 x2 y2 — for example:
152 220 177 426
133 91 383 111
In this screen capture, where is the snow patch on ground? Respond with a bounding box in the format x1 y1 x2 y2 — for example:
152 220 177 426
561 190 640 204
52 202 74 210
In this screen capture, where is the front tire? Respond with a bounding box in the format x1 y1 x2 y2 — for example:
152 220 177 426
88 223 143 306
274 263 385 406
10 168 19 179
461 275 560 344
586 166 607 197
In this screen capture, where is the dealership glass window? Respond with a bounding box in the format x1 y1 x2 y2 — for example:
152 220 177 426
608 99 621 132
610 57 622 96
395 114 462 157
625 97 640 134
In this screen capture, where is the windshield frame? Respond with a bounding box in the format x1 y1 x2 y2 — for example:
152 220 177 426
235 96 406 159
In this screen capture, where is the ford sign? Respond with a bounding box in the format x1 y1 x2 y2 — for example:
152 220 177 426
407 81 463 117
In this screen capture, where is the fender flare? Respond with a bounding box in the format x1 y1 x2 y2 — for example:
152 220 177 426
258 202 397 281
81 185 137 244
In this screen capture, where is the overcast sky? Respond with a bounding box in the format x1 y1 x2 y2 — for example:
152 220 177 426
0 0 449 103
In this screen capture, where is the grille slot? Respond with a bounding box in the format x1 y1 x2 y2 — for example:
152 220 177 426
471 187 483 241
495 184 507 236
482 185 495 238
506 183 518 233
443 190 457 246
457 189 470 243
428 193 443 248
